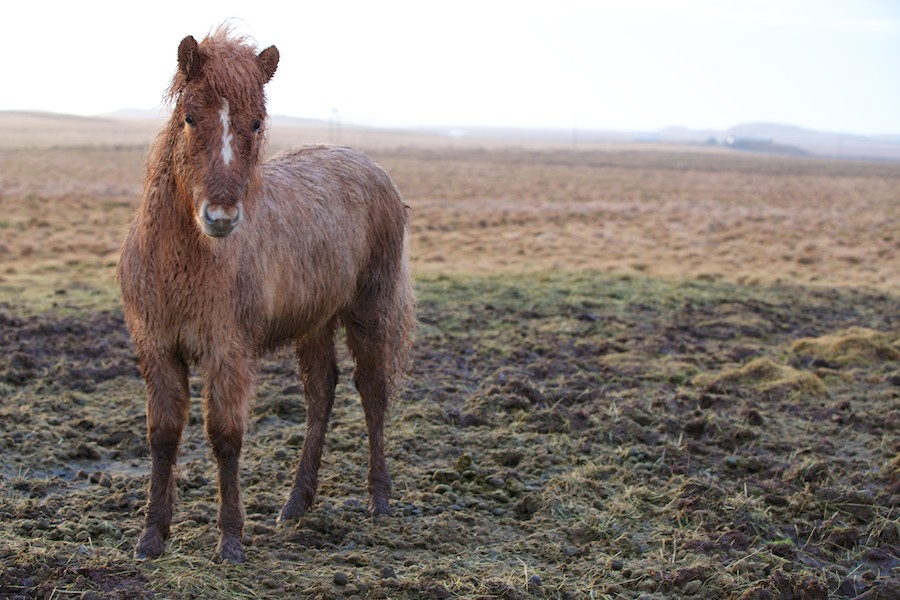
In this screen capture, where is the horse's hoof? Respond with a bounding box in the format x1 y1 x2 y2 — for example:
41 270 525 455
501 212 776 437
276 509 303 526
369 499 391 523
277 499 307 525
135 530 165 560
216 537 245 564
134 549 160 561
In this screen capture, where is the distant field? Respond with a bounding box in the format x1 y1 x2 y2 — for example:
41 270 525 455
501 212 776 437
1 112 898 299
0 115 897 599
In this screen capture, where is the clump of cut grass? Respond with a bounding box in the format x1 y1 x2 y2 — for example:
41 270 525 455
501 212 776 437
693 357 827 397
790 327 900 367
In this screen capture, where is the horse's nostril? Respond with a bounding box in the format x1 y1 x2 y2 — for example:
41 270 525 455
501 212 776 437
199 202 242 238
203 202 240 224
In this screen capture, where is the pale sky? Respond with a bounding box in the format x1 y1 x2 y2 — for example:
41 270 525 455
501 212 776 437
3 0 899 135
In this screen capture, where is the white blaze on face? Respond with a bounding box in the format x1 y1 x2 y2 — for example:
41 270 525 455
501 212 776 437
219 99 234 165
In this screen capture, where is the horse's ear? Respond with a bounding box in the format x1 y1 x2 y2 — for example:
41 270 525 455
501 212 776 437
178 35 204 81
258 45 279 83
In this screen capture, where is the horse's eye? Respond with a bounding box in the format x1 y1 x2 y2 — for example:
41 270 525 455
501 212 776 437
185 114 196 127
252 119 262 132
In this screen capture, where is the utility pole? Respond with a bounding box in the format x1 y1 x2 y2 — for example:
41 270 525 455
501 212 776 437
330 108 341 144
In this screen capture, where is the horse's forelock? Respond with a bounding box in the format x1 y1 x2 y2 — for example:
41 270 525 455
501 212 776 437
165 27 269 111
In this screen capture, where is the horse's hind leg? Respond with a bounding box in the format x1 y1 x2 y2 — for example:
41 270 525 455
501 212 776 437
279 324 338 523
135 351 189 559
344 313 405 519
350 345 392 518
344 266 414 518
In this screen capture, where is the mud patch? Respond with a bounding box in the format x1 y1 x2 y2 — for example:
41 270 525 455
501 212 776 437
0 309 138 392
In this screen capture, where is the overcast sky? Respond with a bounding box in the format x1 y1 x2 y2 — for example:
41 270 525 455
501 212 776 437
4 1 899 135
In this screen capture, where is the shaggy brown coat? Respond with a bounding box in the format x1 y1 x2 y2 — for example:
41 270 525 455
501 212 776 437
117 29 415 563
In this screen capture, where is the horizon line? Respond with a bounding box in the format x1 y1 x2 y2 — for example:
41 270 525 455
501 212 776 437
2 108 899 140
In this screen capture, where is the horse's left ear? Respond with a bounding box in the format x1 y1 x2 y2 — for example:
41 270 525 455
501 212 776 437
258 46 279 83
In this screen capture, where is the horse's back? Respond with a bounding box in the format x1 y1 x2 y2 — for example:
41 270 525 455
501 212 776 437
263 145 402 211
258 144 407 268
251 145 411 349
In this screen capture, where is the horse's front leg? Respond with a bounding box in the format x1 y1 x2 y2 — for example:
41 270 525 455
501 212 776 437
135 350 190 559
203 356 254 563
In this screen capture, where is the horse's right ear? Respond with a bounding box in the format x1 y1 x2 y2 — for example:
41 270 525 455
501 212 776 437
177 35 204 81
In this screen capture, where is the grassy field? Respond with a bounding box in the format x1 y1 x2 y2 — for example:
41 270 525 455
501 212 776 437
0 115 898 599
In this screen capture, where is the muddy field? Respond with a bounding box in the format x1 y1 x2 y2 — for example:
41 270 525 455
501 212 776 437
0 118 898 598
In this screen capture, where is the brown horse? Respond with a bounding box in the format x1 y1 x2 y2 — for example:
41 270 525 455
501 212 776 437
117 28 415 563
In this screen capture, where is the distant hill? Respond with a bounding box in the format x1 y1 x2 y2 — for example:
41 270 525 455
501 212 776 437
271 114 331 129
98 108 168 121
2 110 114 124
658 122 900 161
0 110 160 149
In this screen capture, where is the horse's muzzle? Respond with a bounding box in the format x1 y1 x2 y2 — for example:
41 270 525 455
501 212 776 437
200 201 242 238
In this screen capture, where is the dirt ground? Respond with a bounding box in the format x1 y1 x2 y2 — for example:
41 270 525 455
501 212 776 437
0 118 898 598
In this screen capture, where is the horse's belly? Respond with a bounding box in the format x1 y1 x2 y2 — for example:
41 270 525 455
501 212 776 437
257 279 352 351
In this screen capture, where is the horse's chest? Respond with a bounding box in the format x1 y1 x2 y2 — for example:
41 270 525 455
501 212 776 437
149 261 252 357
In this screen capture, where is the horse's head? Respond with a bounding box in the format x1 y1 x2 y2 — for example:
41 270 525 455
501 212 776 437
169 31 279 238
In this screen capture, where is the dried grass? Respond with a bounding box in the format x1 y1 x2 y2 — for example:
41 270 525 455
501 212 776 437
693 357 827 397
790 327 900 366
